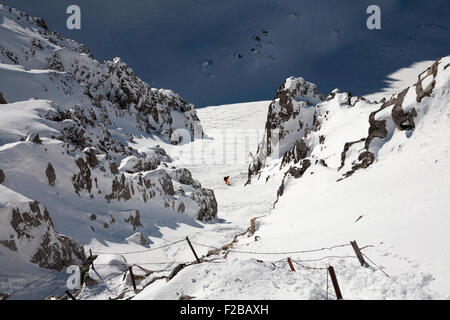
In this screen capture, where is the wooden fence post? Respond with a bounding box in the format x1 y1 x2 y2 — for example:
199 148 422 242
328 266 343 300
128 266 137 293
350 240 367 267
89 249 95 270
65 290 76 300
249 218 256 236
287 258 296 272
186 236 201 263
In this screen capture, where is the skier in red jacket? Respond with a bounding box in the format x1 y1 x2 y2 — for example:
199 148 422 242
224 176 231 186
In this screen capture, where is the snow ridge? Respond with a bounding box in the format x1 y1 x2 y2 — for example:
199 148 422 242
248 56 450 205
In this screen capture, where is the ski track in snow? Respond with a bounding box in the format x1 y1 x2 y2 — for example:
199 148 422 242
77 100 280 300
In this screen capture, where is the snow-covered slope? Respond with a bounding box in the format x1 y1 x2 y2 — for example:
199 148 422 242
0 4 217 297
247 57 449 185
1 4 449 301
241 56 450 298
133 57 450 300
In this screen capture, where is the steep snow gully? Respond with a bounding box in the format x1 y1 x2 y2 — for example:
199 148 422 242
3 62 450 300
79 101 278 300
89 65 450 300
3 67 450 299
1 4 449 300
133 58 450 300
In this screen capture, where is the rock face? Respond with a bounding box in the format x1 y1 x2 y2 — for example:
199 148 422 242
45 163 56 186
247 77 323 184
124 210 143 230
280 140 309 168
0 4 217 273
249 57 450 204
171 168 201 188
339 57 444 179
0 187 86 271
275 159 311 206
25 132 42 144
193 188 218 221
0 5 204 146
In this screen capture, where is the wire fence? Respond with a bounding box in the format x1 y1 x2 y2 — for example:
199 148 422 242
4 238 388 300
2 269 58 299
190 241 353 255
90 239 186 255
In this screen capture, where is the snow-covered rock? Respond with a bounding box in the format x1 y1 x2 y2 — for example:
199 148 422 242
0 186 86 271
247 76 323 184
248 56 450 206
0 4 217 278
238 56 450 299
338 58 446 179
126 232 148 247
0 5 203 145
118 146 171 174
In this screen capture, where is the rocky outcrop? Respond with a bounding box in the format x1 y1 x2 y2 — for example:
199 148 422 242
47 53 64 72
105 173 132 201
275 159 311 207
124 210 142 230
72 157 93 195
247 77 323 184
25 132 42 144
126 232 148 246
45 163 56 186
266 77 322 155
0 239 17 251
0 4 218 277
280 139 309 168
158 171 175 196
416 58 440 103
83 148 99 168
194 188 218 221
0 4 218 220
338 138 366 171
170 168 201 188
339 57 445 179
0 194 86 271
110 162 119 175
1 4 205 151
250 57 449 206
30 233 85 271
100 58 204 144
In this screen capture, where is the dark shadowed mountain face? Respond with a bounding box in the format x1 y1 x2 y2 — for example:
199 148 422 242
3 0 450 107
